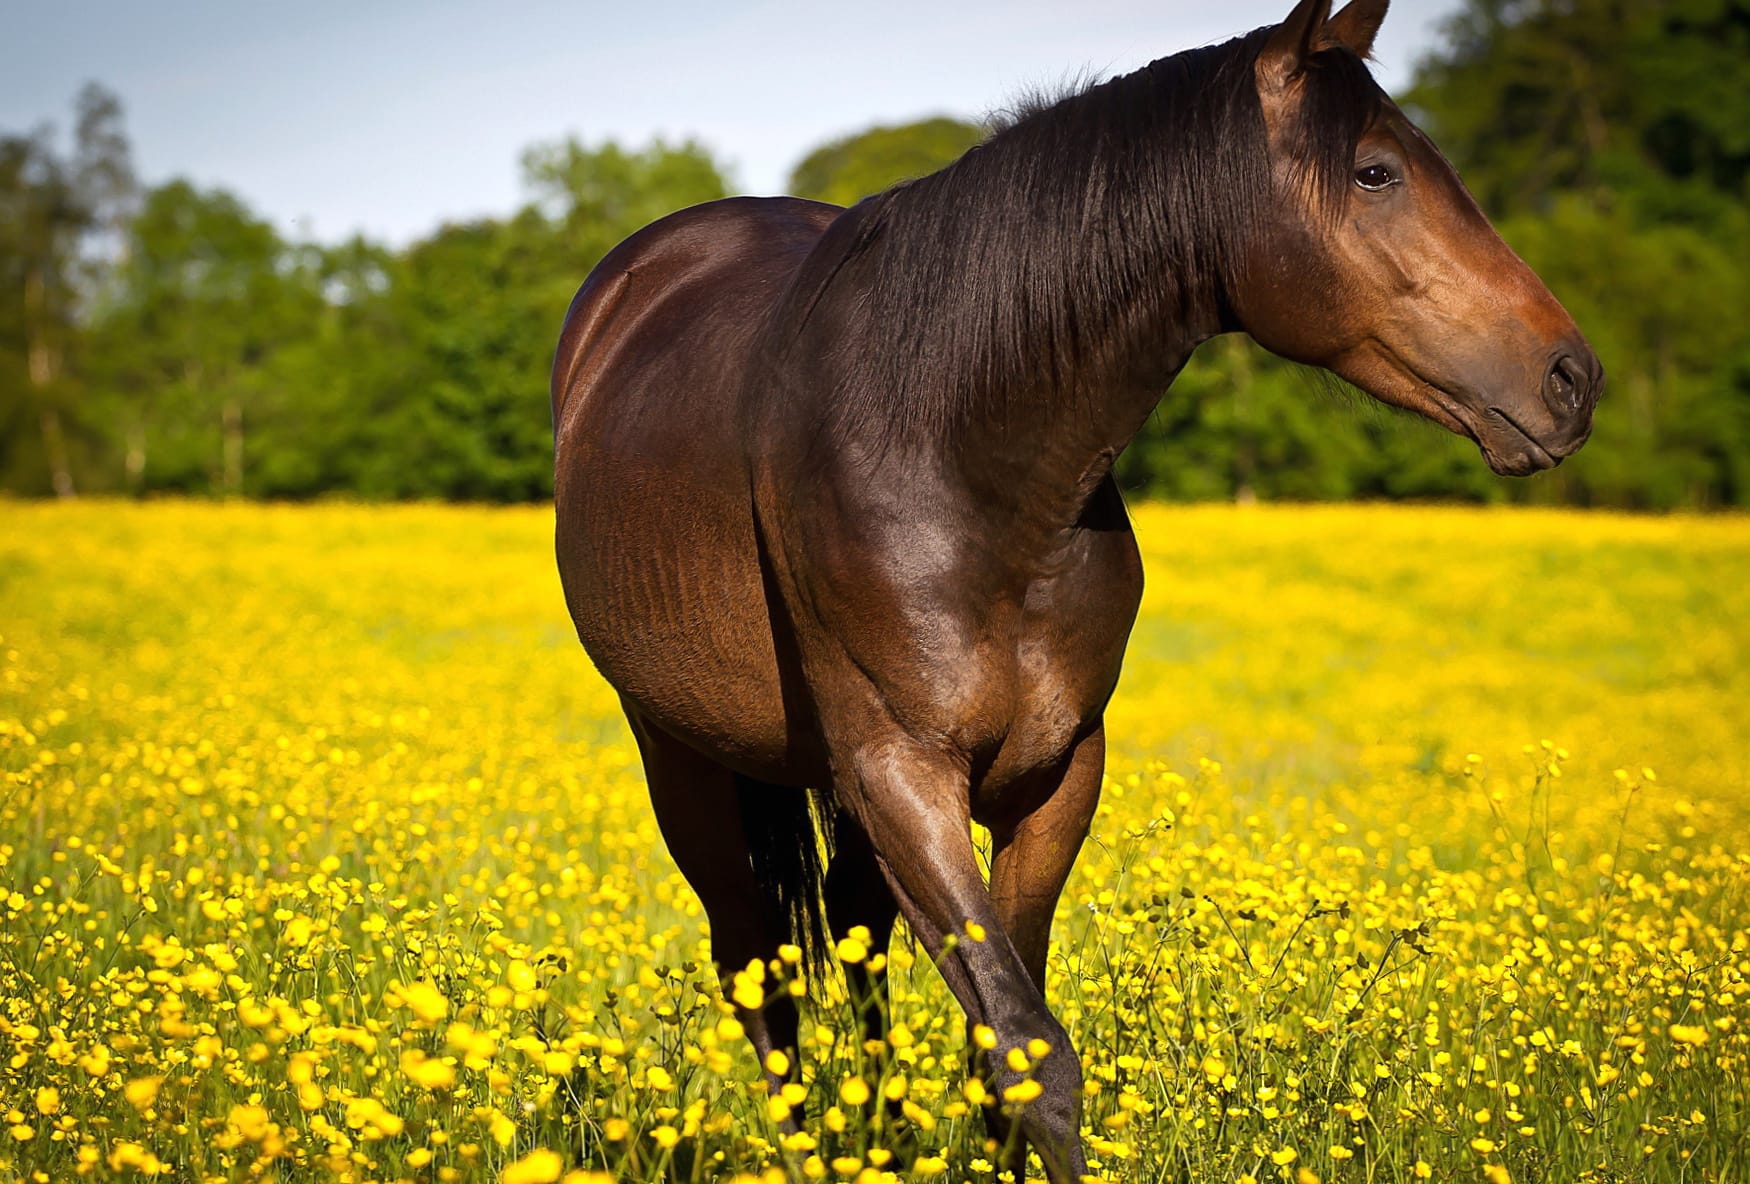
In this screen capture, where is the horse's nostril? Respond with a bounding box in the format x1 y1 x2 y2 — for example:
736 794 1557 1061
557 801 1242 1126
1546 354 1588 413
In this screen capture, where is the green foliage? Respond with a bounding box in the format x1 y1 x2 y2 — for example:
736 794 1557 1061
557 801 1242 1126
0 124 730 500
88 180 320 494
0 85 134 497
2 6 1745 507
1403 0 1749 221
787 117 986 207
1389 0 1750 509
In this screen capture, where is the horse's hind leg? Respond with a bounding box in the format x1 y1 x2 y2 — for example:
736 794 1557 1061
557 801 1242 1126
627 713 800 1099
824 810 912 1136
824 811 901 1051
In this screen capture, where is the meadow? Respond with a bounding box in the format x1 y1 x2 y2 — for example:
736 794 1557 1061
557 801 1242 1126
1 500 1746 1183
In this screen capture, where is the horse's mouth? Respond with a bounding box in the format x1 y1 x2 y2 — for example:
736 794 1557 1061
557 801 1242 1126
1478 407 1560 477
1384 353 1558 477
1411 367 1561 477
1408 382 1556 477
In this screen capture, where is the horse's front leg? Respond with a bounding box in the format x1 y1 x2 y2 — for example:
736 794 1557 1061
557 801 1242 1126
839 734 1089 1184
984 725 1104 1177
989 725 1103 987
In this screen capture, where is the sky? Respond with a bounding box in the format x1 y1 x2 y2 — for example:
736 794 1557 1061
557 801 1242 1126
5 0 1467 247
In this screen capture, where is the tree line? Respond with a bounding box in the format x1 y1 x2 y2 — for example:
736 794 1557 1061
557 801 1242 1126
3 0 1745 507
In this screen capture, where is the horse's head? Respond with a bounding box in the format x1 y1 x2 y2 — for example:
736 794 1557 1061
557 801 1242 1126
1232 0 1601 476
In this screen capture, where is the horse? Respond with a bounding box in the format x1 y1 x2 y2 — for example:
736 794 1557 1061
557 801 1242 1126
551 0 1601 1177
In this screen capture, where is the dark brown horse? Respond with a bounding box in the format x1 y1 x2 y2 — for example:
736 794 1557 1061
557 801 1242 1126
552 0 1600 1177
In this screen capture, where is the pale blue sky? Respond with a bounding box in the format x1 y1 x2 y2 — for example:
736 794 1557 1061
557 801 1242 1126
4 0 1465 245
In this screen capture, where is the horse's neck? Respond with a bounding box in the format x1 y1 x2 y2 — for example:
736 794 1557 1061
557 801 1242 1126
808 63 1242 534
951 325 1211 537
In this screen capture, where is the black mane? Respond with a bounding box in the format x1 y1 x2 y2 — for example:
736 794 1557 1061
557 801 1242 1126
812 27 1385 442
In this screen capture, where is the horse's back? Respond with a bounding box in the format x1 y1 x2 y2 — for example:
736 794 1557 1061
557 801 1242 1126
553 196 839 781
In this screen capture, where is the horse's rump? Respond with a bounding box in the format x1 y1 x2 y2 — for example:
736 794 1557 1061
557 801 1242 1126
552 197 841 782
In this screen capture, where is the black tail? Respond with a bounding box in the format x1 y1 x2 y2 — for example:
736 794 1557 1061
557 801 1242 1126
734 774 835 986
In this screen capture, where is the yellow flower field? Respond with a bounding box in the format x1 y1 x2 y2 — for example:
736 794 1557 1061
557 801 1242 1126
2 500 1746 1183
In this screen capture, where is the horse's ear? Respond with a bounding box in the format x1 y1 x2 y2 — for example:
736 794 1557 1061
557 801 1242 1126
1259 0 1334 92
1323 0 1389 59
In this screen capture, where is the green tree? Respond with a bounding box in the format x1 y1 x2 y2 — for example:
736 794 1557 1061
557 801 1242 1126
523 136 728 269
295 138 731 500
90 180 318 495
787 117 986 207
1406 0 1749 222
0 84 135 497
1404 0 1750 508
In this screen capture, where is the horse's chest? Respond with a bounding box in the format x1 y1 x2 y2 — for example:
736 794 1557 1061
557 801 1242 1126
974 528 1143 798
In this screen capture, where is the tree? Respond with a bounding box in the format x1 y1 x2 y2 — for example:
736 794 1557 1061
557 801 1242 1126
0 85 135 497
1404 0 1750 508
90 180 317 494
1406 0 1749 222
523 136 728 268
787 117 986 207
284 138 732 500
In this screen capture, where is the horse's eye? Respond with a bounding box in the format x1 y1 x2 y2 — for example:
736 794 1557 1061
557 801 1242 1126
1355 163 1398 192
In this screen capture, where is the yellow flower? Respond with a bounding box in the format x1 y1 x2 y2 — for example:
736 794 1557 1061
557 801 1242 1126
33 1087 59 1115
397 980 449 1025
839 1076 871 1106
228 1103 272 1141
501 1148 565 1184
402 1049 457 1089
733 973 765 1010
1669 1024 1710 1046
124 1077 163 1110
504 958 536 992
